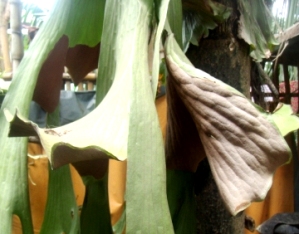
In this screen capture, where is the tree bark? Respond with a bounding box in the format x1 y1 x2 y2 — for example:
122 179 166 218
186 0 251 233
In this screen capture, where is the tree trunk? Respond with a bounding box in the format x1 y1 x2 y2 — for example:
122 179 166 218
194 159 246 234
186 0 251 233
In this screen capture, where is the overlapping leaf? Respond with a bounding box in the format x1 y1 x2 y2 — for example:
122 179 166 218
151 0 171 96
182 0 231 50
32 0 105 112
38 107 80 233
167 170 196 234
238 0 278 61
39 165 80 233
268 103 299 136
0 0 73 232
80 175 113 234
167 0 183 49
164 34 291 215
0 0 117 232
6 0 174 232
5 95 129 168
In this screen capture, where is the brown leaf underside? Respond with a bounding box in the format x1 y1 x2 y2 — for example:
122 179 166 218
166 58 290 215
33 36 68 113
66 43 100 85
32 35 100 113
166 71 206 172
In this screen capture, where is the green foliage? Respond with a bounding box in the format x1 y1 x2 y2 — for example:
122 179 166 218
167 170 196 234
167 0 183 48
39 107 80 233
2 0 174 233
0 0 107 231
0 0 297 233
80 175 112 234
238 0 278 61
182 0 232 51
40 165 80 233
254 101 299 137
64 0 105 47
0 0 71 232
267 103 299 136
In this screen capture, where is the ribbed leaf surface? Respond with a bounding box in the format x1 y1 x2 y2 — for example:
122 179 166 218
165 35 291 215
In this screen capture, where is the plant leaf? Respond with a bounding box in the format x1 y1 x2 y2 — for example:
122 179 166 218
164 34 291 215
5 107 125 167
40 106 80 233
167 0 183 49
0 0 72 232
80 175 113 234
166 64 206 172
266 103 299 137
39 165 80 234
167 170 196 234
96 0 121 103
237 0 278 61
151 0 171 97
182 0 231 50
32 36 68 112
32 0 105 112
6 0 174 232
66 43 100 85
64 0 105 48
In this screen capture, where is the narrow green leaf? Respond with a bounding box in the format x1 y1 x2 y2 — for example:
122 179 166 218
113 0 173 232
0 0 72 232
6 1 174 232
64 0 105 47
80 175 113 234
96 0 121 103
267 103 299 137
151 0 171 97
167 0 183 49
182 0 231 50
40 165 80 234
40 107 80 233
167 170 196 234
238 0 278 61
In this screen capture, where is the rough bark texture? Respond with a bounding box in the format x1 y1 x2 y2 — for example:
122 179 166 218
187 39 251 98
194 159 246 234
186 0 251 233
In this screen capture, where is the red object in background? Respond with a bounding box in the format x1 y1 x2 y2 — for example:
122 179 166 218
279 80 299 113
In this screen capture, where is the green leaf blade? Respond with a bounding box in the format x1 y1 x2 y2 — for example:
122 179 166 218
0 0 72 232
268 104 299 136
64 0 105 47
